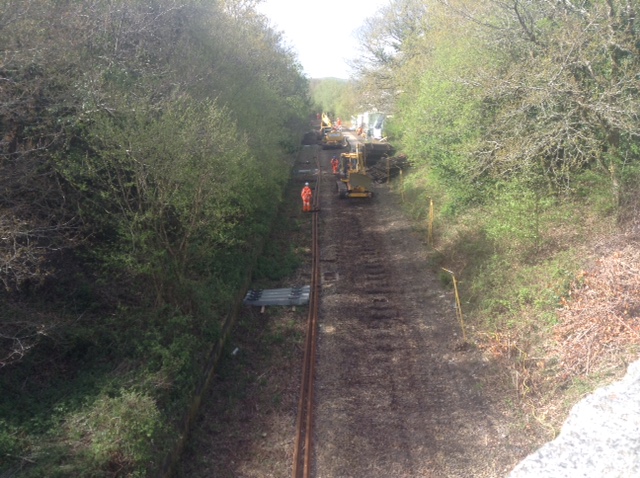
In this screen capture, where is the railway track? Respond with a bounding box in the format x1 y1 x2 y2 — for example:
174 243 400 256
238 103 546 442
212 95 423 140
292 156 321 478
179 135 530 477
291 145 410 477
292 144 438 477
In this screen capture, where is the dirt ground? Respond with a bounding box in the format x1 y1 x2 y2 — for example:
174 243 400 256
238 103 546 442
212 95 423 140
175 139 547 477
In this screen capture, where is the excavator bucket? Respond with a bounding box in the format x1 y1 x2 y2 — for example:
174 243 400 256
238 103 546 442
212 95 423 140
337 172 373 199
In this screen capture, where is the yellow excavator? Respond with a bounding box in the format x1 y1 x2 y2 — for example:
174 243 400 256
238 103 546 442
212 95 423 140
322 130 347 149
337 144 373 198
318 112 347 149
317 112 333 140
321 112 332 128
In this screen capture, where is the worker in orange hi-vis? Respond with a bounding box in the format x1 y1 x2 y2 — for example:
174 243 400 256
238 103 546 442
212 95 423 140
331 155 339 174
301 182 313 212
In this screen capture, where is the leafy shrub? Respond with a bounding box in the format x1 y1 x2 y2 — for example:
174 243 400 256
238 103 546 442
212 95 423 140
484 180 554 256
64 390 164 475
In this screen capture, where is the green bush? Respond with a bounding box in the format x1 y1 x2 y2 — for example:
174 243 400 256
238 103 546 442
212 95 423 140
0 420 21 458
484 180 554 256
64 390 164 476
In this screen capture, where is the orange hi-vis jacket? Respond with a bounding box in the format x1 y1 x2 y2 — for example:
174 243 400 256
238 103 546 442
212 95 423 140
301 185 312 202
301 185 313 211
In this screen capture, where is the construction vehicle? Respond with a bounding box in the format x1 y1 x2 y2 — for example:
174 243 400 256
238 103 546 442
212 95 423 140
317 112 333 140
337 144 373 198
322 129 347 149
321 112 332 128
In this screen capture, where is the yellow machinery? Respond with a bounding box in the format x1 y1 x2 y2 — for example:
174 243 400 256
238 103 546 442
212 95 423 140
317 112 333 140
321 112 332 128
337 144 373 198
322 130 347 149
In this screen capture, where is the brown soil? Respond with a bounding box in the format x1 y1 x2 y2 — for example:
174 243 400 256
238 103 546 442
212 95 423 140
175 139 545 477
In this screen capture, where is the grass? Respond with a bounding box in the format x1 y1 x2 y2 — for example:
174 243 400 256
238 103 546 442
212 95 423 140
396 164 637 439
0 201 277 476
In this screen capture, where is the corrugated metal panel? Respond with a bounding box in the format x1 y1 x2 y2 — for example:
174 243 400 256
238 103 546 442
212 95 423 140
243 286 310 306
295 169 318 176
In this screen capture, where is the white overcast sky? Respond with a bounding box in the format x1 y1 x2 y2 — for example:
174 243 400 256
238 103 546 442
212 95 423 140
256 0 389 79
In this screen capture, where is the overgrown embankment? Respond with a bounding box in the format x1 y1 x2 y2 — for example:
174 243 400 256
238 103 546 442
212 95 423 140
0 1 310 476
397 165 640 440
346 0 640 438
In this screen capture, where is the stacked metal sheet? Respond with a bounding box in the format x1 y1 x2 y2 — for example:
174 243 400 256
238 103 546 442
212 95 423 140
243 286 311 306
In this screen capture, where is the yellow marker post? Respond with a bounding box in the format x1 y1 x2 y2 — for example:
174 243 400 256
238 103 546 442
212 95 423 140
441 268 466 342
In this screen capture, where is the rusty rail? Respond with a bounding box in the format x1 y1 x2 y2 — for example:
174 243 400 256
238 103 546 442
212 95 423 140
292 156 321 478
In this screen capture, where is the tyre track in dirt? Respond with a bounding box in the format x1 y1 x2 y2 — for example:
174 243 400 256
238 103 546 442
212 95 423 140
314 147 529 477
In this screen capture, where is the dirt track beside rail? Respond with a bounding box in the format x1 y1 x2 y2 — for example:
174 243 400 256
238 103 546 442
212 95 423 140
176 140 543 477
312 145 537 478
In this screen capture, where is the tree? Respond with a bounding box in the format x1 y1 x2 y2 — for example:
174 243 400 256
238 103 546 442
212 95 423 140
1 0 311 473
352 0 431 112
309 78 353 119
0 0 310 366
470 0 640 199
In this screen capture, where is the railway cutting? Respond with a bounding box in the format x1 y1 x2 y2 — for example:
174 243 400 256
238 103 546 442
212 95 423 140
176 128 543 478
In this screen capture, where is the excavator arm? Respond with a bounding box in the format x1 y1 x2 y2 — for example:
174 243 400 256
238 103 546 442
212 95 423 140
321 112 332 128
337 145 373 198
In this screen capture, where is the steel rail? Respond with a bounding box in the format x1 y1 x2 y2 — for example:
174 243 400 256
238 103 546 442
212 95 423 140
292 157 321 478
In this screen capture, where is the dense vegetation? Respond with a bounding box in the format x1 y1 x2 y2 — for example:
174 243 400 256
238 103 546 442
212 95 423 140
352 0 640 420
3 0 640 475
0 0 309 475
308 78 354 121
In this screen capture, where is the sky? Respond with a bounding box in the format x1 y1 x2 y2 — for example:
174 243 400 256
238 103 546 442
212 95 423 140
256 0 389 79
